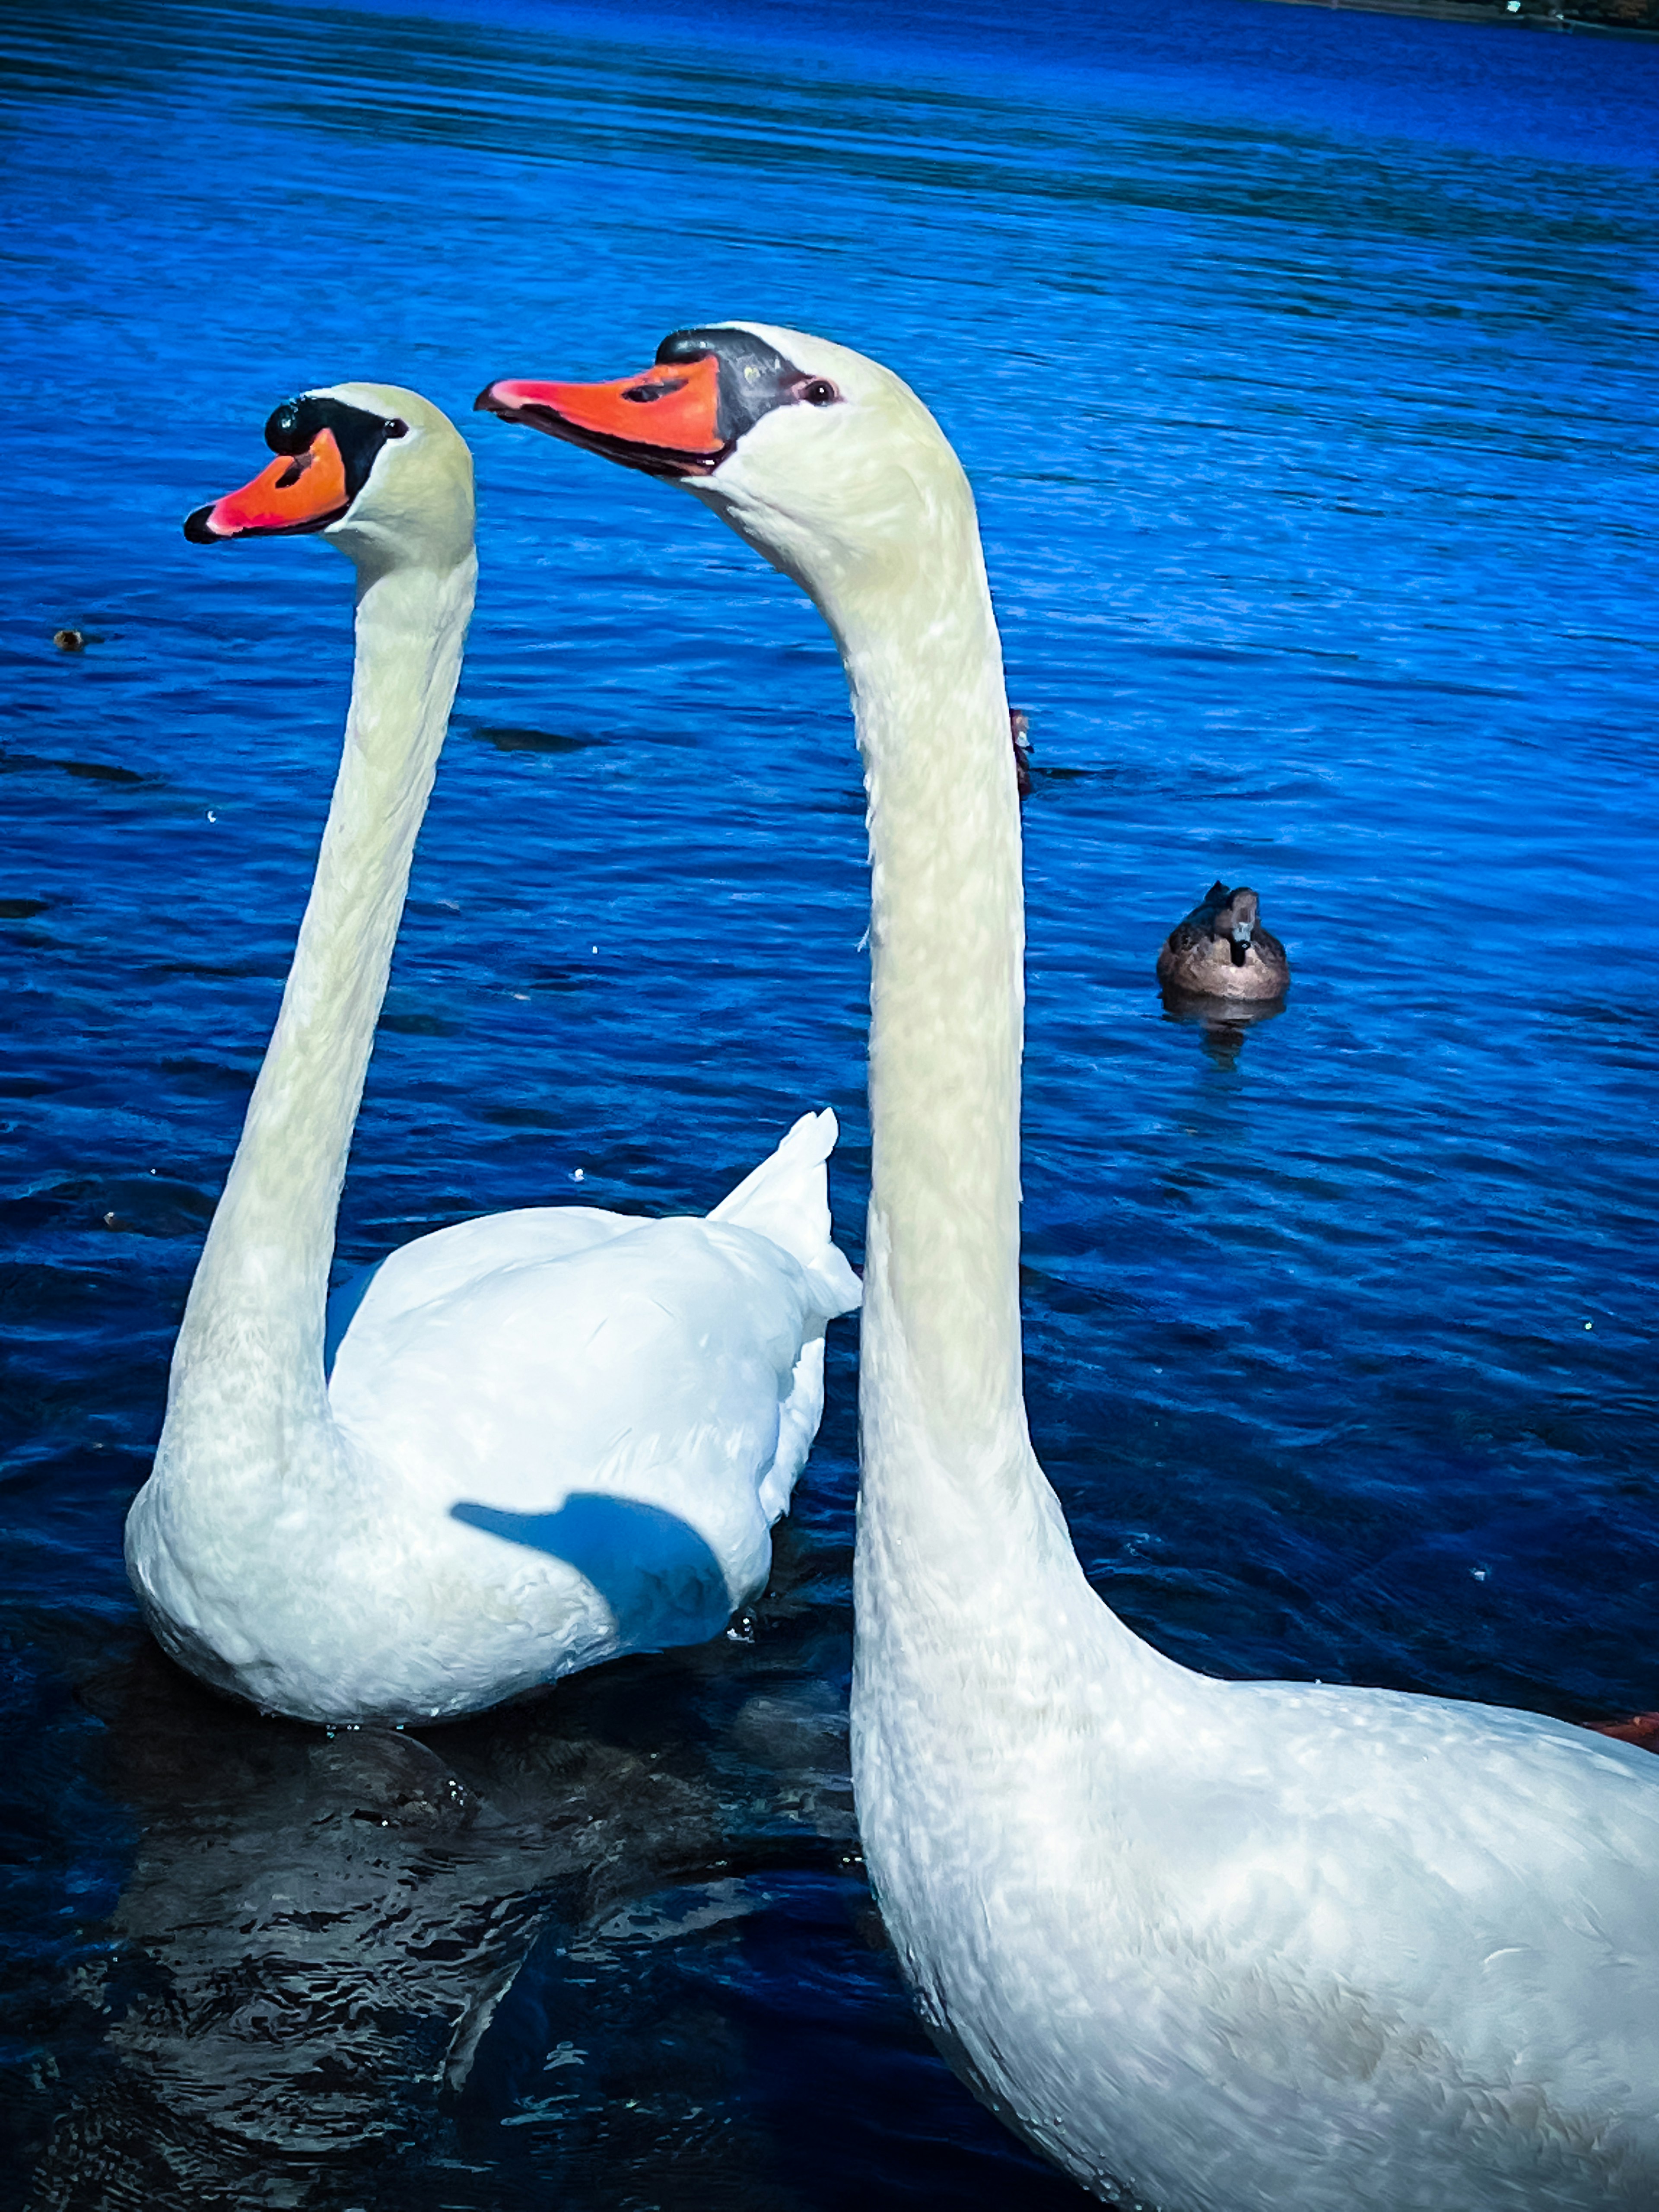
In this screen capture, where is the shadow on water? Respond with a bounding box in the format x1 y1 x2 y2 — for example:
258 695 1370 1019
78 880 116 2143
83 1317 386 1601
467 725 602 755
1159 985 1287 1070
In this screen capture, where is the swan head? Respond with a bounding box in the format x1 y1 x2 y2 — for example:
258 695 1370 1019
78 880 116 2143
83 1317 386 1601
477 323 975 612
184 384 473 575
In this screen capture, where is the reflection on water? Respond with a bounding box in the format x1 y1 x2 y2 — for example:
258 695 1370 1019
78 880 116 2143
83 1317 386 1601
15 1529 1076 2211
3 0 1657 2200
1160 987 1286 1070
32 1695 541 2203
19 1595 868 2211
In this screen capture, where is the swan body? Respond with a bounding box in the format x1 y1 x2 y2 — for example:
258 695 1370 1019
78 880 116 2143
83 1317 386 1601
480 329 1659 2209
1158 880 1289 1001
125 382 858 1728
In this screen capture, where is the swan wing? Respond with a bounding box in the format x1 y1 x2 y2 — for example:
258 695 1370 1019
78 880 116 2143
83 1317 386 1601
316 1216 826 1703
325 1204 635 1374
329 1106 858 1373
710 1106 863 1317
940 1670 1659 2209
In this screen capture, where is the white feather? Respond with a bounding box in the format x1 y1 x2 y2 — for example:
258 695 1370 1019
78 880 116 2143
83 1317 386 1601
668 324 1659 2211
125 388 858 1726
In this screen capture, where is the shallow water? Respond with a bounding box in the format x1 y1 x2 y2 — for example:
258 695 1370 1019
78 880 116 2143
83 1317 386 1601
2 0 1656 2202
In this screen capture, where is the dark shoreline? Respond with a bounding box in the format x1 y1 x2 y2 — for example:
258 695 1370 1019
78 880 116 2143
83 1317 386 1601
1255 0 1659 36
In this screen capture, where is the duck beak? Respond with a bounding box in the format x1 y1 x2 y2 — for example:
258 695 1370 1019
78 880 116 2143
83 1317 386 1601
475 354 725 479
183 429 350 543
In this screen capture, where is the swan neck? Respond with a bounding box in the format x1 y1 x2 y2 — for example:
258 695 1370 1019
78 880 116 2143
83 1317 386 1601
165 554 475 1432
829 449 1166 1842
836 514 1027 1472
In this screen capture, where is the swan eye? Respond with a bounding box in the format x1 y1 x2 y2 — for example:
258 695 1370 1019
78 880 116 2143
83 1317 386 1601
801 378 839 407
266 400 304 451
384 419 409 439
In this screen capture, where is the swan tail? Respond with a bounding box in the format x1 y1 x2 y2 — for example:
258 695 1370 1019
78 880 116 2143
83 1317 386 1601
709 1109 862 1320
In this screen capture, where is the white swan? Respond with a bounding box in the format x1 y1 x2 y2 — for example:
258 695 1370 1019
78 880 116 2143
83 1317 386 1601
480 331 1659 2210
124 381 859 1729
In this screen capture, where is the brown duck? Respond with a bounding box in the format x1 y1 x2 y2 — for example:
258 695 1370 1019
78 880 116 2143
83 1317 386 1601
1157 880 1289 1001
1011 707 1032 800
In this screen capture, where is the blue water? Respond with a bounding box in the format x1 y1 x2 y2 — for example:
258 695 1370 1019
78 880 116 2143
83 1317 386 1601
3 0 1656 2201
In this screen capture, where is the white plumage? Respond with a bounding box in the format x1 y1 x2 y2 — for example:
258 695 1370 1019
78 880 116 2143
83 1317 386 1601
125 382 858 1727
492 323 1659 2210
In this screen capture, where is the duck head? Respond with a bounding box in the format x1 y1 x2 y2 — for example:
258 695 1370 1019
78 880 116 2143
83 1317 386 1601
1210 885 1259 964
184 383 474 577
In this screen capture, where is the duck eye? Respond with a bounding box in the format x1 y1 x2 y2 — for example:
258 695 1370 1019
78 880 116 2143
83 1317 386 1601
384 418 408 439
801 378 839 407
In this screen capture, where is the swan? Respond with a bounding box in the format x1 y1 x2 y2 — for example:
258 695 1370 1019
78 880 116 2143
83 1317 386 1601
124 381 860 1729
1157 880 1289 1000
479 327 1659 2209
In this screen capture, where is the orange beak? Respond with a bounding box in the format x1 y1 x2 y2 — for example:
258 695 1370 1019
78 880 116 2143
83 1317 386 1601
183 428 350 543
475 353 725 478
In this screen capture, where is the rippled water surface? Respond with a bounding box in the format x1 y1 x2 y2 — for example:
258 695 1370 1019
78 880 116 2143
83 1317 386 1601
3 0 1656 2202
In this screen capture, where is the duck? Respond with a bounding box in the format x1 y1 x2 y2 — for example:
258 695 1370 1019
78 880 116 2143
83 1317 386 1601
1010 707 1033 800
123 382 860 1729
1158 880 1289 1001
479 327 1659 2210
